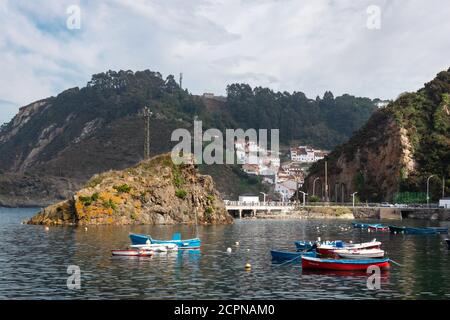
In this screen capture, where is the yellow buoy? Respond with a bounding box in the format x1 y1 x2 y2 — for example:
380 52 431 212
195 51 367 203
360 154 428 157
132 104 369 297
235 241 240 246
84 227 88 231
245 263 251 270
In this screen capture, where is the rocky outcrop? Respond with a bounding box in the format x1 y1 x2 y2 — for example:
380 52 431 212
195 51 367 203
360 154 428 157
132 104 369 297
26 153 233 226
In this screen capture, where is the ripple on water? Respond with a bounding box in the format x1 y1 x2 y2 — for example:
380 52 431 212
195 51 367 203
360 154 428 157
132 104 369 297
0 208 449 299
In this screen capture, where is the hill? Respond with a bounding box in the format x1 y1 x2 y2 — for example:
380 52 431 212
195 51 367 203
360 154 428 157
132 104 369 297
0 69 378 206
304 68 450 203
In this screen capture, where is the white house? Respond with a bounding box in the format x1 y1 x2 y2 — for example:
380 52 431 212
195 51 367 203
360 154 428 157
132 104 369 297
439 198 450 208
290 146 328 163
239 195 260 203
275 180 298 201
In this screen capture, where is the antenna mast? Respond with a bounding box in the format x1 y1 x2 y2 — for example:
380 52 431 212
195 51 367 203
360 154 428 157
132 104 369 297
179 73 183 89
143 106 151 159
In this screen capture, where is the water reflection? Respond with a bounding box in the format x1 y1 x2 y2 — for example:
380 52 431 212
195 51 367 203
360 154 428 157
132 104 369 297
0 208 449 299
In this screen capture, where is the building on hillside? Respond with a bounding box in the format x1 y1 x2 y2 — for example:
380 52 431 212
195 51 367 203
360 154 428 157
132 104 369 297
242 164 260 175
275 180 298 202
439 198 450 208
239 195 260 203
290 146 328 163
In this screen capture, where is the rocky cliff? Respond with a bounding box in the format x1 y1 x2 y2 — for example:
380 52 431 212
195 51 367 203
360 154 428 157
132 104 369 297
26 153 233 225
305 68 450 202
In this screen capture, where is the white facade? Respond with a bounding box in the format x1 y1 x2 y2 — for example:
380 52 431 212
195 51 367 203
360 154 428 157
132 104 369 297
290 146 326 163
275 180 298 201
439 198 450 208
239 195 260 203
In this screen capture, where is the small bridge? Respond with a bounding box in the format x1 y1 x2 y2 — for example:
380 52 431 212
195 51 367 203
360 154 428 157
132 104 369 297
224 200 297 218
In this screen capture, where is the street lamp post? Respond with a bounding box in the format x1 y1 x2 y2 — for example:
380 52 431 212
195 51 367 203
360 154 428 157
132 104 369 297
427 175 435 207
298 191 308 207
313 177 320 197
260 192 268 205
351 192 358 207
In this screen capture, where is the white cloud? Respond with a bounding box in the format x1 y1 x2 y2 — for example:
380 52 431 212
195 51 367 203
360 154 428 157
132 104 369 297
0 0 449 124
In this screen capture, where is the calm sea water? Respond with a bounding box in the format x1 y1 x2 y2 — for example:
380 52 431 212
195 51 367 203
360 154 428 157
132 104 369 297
0 207 449 300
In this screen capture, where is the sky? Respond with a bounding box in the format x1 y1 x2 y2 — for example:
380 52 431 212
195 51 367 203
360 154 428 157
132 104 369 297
1 0 450 125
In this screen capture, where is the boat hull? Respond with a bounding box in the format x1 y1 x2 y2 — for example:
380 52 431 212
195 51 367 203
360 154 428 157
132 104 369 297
302 256 390 271
111 249 153 257
316 241 382 256
129 233 201 249
335 249 385 259
270 250 316 262
390 226 448 235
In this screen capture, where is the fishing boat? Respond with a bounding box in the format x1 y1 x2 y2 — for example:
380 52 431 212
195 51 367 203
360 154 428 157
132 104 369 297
368 225 389 231
111 249 154 257
294 240 342 251
334 248 385 259
270 250 316 262
389 226 447 235
130 243 178 252
446 239 450 249
301 256 390 271
427 227 448 234
389 226 406 233
316 240 382 255
129 233 201 249
353 222 388 231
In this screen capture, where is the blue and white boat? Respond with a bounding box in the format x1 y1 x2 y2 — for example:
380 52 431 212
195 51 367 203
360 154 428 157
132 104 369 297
294 240 343 251
129 233 201 249
270 249 316 262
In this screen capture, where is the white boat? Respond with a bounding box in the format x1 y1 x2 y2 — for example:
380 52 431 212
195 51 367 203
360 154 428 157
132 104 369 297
334 248 385 259
130 243 178 252
111 249 154 257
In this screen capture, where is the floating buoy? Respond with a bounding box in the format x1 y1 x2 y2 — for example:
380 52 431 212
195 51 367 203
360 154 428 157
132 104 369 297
247 249 250 252
245 263 251 270
45 226 49 231
84 227 88 232
317 237 321 242
349 240 353 244
227 247 232 253
235 241 240 246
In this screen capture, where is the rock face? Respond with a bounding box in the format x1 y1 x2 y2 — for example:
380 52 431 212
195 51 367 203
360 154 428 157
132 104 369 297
305 68 450 202
26 154 233 226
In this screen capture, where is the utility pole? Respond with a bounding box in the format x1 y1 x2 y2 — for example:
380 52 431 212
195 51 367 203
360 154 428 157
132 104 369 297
143 106 151 159
427 175 435 207
324 160 329 202
179 73 183 89
443 176 446 199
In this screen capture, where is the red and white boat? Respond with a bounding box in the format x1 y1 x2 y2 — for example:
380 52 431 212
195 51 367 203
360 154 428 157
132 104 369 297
334 248 385 259
111 249 154 257
301 256 390 271
316 240 382 255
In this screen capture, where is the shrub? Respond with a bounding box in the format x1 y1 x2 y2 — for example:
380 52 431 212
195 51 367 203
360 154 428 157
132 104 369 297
205 207 214 215
175 189 187 199
309 195 320 203
113 184 131 193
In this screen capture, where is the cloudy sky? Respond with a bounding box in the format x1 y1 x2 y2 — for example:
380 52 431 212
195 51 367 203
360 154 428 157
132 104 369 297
1 0 449 124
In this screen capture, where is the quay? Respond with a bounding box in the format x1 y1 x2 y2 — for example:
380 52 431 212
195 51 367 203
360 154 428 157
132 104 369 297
224 201 450 221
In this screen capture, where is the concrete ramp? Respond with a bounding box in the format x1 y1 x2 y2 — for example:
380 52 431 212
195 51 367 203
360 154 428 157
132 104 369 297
379 208 402 220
